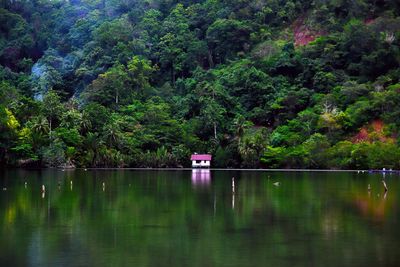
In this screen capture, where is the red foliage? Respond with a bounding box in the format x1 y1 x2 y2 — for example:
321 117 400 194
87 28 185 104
372 120 384 132
364 18 376 25
292 18 323 47
354 128 369 142
352 120 395 143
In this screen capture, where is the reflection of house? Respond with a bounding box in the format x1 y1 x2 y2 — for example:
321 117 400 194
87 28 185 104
191 169 211 187
191 154 212 168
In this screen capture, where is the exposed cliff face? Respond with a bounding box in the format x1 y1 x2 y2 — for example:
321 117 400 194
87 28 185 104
353 120 396 144
292 18 324 46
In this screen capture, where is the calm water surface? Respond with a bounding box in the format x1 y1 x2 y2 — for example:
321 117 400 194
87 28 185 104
0 169 399 267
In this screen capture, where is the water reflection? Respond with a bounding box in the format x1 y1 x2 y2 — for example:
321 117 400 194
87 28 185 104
41 184 45 199
232 177 235 209
191 169 211 187
350 176 391 223
0 170 399 267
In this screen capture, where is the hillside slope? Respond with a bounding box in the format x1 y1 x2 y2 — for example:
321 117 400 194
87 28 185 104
1 0 400 169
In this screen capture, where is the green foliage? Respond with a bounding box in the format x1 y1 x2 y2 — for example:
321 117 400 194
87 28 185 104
0 0 400 169
41 138 67 167
83 56 154 107
206 19 252 62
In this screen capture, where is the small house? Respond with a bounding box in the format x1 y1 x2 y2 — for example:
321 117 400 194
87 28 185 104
191 154 212 168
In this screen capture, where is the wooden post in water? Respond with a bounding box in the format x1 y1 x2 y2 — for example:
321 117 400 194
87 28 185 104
382 180 388 192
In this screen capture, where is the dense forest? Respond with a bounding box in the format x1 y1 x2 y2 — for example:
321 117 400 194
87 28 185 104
0 0 400 169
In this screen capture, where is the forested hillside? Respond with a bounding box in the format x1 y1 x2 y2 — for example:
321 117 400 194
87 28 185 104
1 0 400 169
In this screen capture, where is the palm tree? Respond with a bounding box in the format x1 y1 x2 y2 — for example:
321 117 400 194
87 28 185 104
30 116 49 136
233 115 254 146
80 111 92 134
102 122 122 148
84 132 103 166
233 115 246 143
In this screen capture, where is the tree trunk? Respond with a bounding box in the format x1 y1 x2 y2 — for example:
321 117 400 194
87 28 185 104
207 49 214 68
171 63 175 85
214 122 217 139
49 119 52 140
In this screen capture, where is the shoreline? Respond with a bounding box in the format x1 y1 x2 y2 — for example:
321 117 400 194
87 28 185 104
81 168 400 174
80 168 367 172
12 167 380 172
4 167 399 173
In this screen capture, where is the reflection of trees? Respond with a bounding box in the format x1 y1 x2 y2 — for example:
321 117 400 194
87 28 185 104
0 170 399 266
340 176 395 223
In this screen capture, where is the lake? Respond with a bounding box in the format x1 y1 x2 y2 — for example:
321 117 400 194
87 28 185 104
0 169 399 267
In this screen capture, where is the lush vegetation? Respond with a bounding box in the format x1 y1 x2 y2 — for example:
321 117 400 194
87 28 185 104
1 0 400 169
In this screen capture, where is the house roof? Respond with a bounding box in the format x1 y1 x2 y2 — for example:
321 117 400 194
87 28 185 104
191 154 212 161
